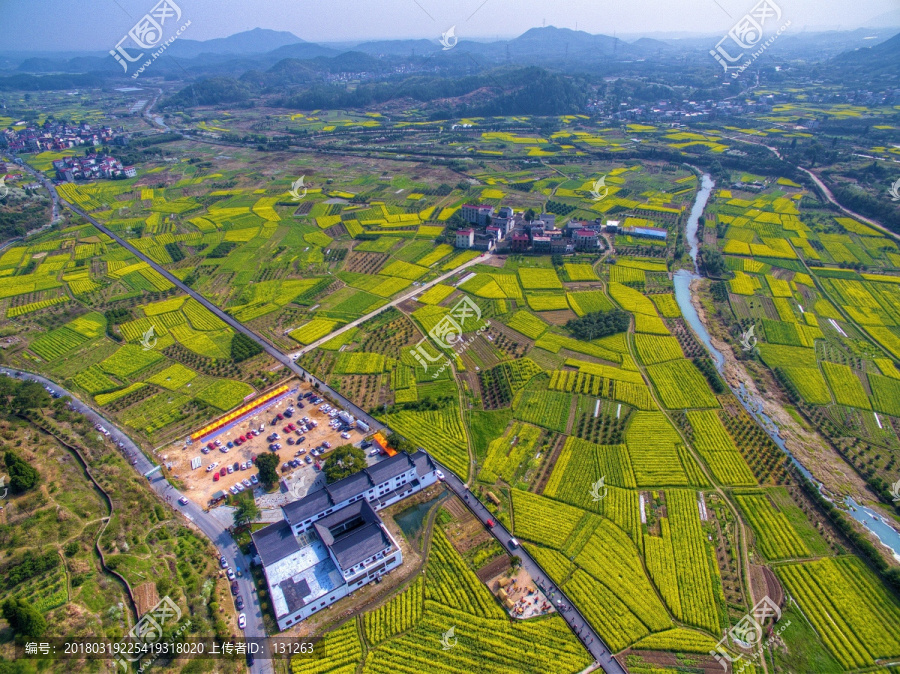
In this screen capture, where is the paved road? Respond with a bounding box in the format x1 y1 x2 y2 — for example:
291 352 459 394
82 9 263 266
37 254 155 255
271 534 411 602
44 189 383 435
288 252 490 358
797 166 900 243
721 135 900 243
11 132 622 671
0 367 273 674
438 465 626 674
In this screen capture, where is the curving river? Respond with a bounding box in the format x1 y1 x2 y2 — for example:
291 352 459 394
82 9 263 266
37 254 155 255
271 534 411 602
672 171 900 559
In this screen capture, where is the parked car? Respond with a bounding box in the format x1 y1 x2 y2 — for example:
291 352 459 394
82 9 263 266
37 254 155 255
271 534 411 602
213 473 220 481
242 479 251 488
220 556 228 568
287 438 295 445
227 466 234 474
277 413 284 421
233 462 240 471
304 455 312 464
298 436 306 443
235 596 244 610
250 474 259 485
436 470 445 481
227 568 235 580
238 613 246 629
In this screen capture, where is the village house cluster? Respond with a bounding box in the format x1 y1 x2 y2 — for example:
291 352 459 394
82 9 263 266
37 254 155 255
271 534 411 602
453 203 667 255
0 120 127 154
51 154 137 182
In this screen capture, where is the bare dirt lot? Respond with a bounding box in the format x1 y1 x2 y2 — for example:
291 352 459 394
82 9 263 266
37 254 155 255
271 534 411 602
162 380 366 506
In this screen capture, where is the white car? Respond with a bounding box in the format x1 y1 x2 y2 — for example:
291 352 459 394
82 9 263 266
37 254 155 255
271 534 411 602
206 462 219 473
238 613 246 629
436 470 445 481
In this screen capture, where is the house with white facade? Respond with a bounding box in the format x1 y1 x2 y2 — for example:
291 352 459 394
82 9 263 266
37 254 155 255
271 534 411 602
252 450 438 630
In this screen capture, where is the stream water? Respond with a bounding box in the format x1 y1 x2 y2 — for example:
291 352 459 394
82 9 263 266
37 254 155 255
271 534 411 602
672 171 900 559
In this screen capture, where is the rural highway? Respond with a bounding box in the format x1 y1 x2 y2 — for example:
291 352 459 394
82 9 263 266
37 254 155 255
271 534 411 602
288 252 489 358
438 465 626 674
9 138 622 672
0 366 272 674
721 135 900 243
6 150 385 435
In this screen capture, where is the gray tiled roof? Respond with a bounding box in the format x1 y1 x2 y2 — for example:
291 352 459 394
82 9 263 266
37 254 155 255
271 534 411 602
326 470 373 503
365 452 412 484
251 520 300 566
329 523 392 570
282 487 333 524
411 450 435 477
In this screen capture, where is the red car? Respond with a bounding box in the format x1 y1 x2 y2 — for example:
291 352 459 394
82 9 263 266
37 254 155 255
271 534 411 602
486 518 495 527
277 413 284 421
207 443 215 451
213 473 220 482
220 467 227 476
239 435 246 442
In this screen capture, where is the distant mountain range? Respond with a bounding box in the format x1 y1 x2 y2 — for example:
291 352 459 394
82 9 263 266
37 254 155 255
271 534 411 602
0 25 897 85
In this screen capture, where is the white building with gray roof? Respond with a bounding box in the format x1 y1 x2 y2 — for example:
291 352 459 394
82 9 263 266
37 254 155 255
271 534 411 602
252 450 437 630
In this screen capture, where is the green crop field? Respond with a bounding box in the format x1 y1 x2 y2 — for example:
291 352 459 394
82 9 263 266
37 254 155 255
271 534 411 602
380 406 468 478
634 334 684 364
334 351 387 374
518 267 563 289
513 388 571 433
734 491 810 560
563 263 598 281
685 410 756 486
625 412 692 486
567 291 614 316
646 360 719 409
778 558 900 669
100 344 164 378
506 310 548 339
821 361 871 409
478 421 542 484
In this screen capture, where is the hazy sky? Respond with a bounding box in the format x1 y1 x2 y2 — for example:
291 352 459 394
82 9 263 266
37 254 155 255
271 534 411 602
0 0 897 51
